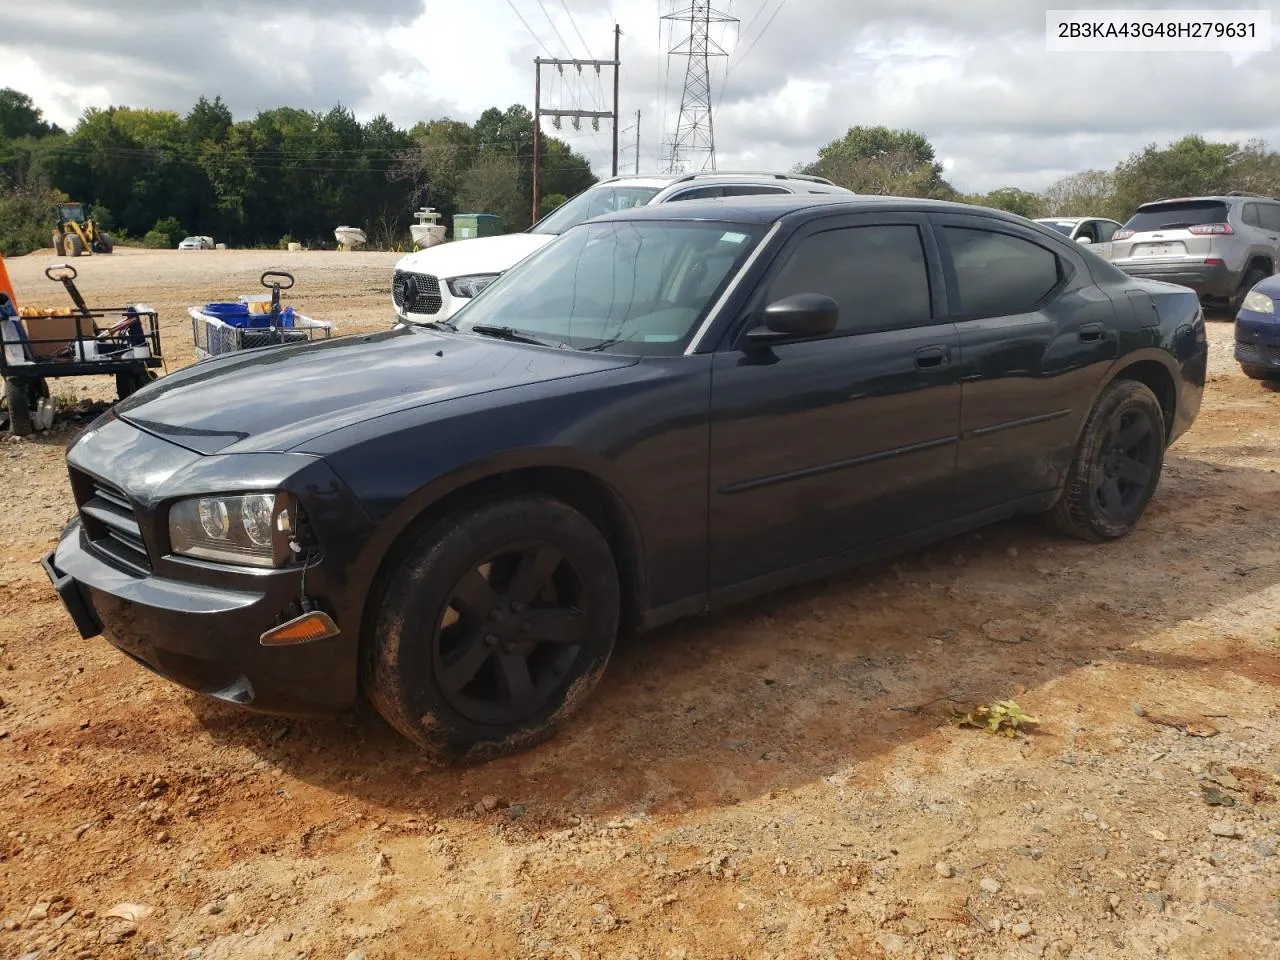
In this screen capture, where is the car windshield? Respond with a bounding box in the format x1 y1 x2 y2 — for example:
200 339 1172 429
1123 201 1229 232
454 219 763 355
528 185 663 235
1039 220 1077 236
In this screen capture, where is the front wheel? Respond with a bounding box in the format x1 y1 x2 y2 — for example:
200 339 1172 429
366 494 620 759
1241 364 1279 381
1046 379 1166 541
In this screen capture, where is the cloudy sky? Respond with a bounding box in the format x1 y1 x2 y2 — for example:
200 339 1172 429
1 0 1277 192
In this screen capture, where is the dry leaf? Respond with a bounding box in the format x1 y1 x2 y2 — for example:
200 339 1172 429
955 700 1040 738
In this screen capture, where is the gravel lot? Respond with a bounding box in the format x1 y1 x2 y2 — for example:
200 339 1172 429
0 247 1277 960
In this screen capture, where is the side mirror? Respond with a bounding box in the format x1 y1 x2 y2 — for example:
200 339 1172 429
742 293 839 346
1075 235 1092 245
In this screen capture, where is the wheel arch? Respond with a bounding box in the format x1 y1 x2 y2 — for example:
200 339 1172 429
1245 254 1274 277
1109 356 1177 441
355 460 649 669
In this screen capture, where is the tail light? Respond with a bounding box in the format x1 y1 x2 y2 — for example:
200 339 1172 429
1113 229 1134 241
1187 223 1233 235
1204 258 1225 266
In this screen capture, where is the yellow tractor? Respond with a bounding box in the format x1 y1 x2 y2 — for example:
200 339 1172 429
52 203 114 258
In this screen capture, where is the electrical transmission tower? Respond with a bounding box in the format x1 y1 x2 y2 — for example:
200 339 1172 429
662 3 738 173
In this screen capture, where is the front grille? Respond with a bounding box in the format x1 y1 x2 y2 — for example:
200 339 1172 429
75 473 151 573
392 270 443 315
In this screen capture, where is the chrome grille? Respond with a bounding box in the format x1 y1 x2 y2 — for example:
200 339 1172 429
75 473 150 573
392 270 443 315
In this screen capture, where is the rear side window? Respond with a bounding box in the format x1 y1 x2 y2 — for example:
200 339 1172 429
1122 200 1229 232
1259 204 1280 232
768 225 932 333
667 186 724 201
1243 204 1261 227
720 184 790 197
1097 221 1119 242
943 227 1060 317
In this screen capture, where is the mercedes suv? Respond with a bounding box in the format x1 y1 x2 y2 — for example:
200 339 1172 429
1110 193 1280 311
391 172 853 323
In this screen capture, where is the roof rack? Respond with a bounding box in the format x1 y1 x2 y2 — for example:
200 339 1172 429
665 170 836 186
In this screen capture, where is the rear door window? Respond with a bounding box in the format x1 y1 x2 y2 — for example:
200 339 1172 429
1243 204 1261 227
1258 204 1280 232
1122 201 1229 232
942 227 1061 317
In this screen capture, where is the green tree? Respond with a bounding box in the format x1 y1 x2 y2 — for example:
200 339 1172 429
800 126 956 198
1041 170 1116 218
539 192 568 219
1110 135 1235 216
0 88 58 140
458 155 527 231
971 187 1046 219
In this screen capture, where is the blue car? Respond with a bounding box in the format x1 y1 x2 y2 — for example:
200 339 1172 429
1235 274 1280 379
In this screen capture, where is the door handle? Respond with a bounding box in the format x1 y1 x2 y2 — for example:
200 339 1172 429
1078 323 1105 343
914 345 950 369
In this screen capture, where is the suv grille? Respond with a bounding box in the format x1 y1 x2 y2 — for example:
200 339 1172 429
74 472 151 573
392 270 443 315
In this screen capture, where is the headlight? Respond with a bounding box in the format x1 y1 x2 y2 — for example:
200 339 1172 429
1241 289 1275 314
447 274 500 298
169 493 295 567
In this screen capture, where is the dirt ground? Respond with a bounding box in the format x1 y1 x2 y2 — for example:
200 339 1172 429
0 247 1277 960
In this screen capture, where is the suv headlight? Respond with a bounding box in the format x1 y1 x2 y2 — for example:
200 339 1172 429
447 274 500 298
169 493 295 567
1241 289 1275 314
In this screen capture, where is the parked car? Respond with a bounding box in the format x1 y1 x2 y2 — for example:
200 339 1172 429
1233 273 1280 379
390 171 854 322
178 236 215 251
44 195 1207 757
1034 216 1124 259
1109 194 1279 311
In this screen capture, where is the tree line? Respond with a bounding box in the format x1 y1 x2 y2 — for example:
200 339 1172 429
4 83 1280 258
797 125 1280 223
0 88 596 255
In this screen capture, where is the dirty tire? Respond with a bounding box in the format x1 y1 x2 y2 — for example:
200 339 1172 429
366 495 620 760
1047 379 1166 542
1230 267 1269 313
1241 365 1278 381
96 233 114 254
115 369 156 400
52 232 66 258
65 233 83 257
4 377 33 437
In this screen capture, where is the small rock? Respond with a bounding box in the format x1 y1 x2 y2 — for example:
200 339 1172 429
934 861 955 879
345 952 366 960
508 804 526 821
876 932 908 955
1144 892 1166 912
2 918 19 931
71 823 92 841
1209 899 1237 916
982 619 1032 644
480 795 503 812
26 903 49 921
184 950 204 960
1209 820 1241 839
1082 812 1098 824
1252 837 1276 858
18 952 40 960
980 878 1002 894
1108 893 1121 911
201 903 223 916
901 918 926 937
374 851 392 875
104 902 153 923
1013 921 1033 938
1131 703 1146 717
156 831 170 843
1013 845 1045 860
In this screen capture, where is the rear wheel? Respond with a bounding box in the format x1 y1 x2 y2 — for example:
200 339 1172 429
4 377 37 437
1046 379 1166 541
366 494 620 759
115 369 156 400
95 233 114 254
1230 267 1269 313
65 234 83 258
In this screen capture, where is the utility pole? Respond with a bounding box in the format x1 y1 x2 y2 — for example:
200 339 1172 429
531 31 622 219
635 110 641 174
662 3 737 173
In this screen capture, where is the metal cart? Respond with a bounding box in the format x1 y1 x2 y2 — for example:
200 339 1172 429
189 270 333 361
1 264 163 437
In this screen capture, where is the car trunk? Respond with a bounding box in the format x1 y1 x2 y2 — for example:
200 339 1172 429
1111 200 1228 261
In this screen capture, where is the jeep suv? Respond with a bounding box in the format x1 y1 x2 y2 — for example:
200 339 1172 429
391 171 853 322
1110 194 1280 310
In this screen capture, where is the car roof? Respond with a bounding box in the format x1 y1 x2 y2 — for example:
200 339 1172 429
1137 195 1248 207
591 194 1034 226
1036 217 1084 223
595 170 841 190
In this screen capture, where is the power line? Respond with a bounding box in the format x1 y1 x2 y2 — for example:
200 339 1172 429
560 0 594 57
725 0 788 81
535 0 575 55
504 0 555 57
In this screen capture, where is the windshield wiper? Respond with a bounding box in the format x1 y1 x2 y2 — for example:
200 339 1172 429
469 324 554 347
413 319 457 332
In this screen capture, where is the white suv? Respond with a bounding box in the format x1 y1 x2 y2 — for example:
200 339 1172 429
391 172 852 322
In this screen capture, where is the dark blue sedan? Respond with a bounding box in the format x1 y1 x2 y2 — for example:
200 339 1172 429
1234 274 1280 379
43 195 1207 758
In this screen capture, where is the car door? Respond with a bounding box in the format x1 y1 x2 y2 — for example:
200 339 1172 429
1256 203 1280 265
707 213 962 592
1092 219 1120 260
933 213 1119 515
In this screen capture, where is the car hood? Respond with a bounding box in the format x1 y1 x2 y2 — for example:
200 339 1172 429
114 328 636 455
394 232 555 278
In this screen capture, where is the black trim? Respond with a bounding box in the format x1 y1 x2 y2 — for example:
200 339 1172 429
719 435 958 495
967 408 1071 439
42 549 102 638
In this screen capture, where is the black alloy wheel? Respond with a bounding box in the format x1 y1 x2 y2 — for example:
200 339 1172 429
1091 409 1159 525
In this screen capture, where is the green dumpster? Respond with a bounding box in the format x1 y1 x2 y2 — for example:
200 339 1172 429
452 213 504 240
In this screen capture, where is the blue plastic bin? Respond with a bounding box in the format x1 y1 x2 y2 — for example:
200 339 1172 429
201 303 295 329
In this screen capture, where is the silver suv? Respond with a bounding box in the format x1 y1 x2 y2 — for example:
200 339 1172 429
1110 193 1280 310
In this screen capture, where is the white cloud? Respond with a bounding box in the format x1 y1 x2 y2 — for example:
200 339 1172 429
2 0 1279 193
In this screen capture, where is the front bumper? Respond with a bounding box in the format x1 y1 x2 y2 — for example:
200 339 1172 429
44 517 358 715
1115 259 1237 299
1235 310 1280 370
